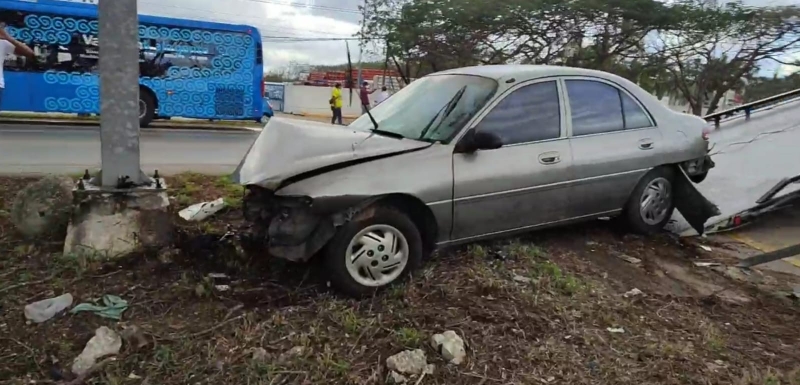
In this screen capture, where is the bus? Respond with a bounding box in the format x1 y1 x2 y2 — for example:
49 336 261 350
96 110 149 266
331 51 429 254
0 0 264 127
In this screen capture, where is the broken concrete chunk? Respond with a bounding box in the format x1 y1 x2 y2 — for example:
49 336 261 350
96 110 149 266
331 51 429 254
279 345 309 363
512 275 532 284
251 347 270 362
430 330 466 365
386 349 429 375
622 288 644 298
72 326 122 375
10 175 74 239
615 254 642 264
387 371 407 384
24 293 73 323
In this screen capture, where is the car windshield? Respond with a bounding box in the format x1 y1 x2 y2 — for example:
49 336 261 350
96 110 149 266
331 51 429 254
349 74 498 143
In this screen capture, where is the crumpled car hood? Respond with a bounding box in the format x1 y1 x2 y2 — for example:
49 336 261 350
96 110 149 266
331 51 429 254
233 117 431 189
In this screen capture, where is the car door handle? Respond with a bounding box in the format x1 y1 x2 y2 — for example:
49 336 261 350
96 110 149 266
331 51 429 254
639 139 654 150
538 152 561 165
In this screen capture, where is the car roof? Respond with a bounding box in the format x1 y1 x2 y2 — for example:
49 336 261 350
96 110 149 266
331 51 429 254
432 64 616 82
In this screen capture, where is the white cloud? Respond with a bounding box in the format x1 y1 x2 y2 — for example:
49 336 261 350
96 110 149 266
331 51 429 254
136 0 364 69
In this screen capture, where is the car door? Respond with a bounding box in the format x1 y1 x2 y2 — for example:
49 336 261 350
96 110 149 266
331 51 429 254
562 77 664 218
451 79 574 241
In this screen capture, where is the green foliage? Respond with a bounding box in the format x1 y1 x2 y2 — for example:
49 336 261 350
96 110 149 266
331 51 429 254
363 0 800 115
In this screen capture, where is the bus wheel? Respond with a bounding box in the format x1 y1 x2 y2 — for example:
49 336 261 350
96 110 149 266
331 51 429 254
139 92 155 128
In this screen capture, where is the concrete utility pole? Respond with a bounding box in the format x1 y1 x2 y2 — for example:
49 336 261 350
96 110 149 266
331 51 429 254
98 0 143 186
63 0 171 259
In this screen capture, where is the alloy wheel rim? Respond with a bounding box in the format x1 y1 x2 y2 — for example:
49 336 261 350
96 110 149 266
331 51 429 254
345 224 410 287
640 177 672 225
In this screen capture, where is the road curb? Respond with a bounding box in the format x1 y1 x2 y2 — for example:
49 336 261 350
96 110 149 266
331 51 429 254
0 118 263 132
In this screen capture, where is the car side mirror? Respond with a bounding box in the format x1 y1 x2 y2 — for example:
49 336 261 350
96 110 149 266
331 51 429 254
456 129 503 153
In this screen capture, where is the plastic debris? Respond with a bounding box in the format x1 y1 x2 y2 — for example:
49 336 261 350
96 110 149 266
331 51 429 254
699 245 713 252
24 293 73 323
214 285 231 292
72 326 122 375
179 198 226 222
70 295 129 320
694 261 721 267
606 327 625 334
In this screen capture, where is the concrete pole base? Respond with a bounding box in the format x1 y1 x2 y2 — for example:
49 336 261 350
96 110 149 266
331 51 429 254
63 177 172 259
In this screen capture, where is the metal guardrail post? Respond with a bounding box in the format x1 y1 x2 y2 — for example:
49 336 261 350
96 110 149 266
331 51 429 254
98 0 142 187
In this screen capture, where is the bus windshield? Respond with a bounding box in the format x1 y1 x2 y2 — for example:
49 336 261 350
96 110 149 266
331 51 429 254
0 0 263 126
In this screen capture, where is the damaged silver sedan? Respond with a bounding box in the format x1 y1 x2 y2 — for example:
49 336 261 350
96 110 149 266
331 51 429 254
233 64 715 297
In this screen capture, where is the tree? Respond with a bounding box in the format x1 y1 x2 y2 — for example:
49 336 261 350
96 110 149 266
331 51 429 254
656 1 800 115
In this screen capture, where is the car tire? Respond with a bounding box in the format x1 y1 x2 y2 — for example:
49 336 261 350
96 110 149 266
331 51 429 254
323 205 423 298
689 172 708 184
139 92 155 128
624 167 676 235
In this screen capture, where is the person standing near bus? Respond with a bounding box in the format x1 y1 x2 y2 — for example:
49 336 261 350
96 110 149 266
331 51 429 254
330 83 343 125
0 25 34 109
359 81 376 115
0 26 34 108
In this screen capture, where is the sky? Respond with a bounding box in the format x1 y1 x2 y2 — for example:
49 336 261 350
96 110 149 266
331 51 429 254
128 0 800 76
136 0 369 71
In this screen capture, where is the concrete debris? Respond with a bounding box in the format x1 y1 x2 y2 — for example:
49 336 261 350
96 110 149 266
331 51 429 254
179 198 226 222
24 293 73 323
72 326 122 375
386 349 432 375
121 325 149 349
430 330 466 365
512 275 532 284
387 371 408 384
279 346 309 363
606 327 625 334
623 288 644 298
615 254 642 265
251 347 270 362
10 175 74 239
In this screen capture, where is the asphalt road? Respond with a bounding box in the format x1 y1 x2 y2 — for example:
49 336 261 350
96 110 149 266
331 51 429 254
0 124 258 175
667 98 800 235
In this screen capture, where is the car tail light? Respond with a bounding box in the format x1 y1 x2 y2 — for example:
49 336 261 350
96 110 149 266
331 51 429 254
702 132 709 141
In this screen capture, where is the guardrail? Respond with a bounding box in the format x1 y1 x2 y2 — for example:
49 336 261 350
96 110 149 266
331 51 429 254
704 88 800 127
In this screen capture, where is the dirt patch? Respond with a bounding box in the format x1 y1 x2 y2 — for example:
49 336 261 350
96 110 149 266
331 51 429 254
2 175 800 384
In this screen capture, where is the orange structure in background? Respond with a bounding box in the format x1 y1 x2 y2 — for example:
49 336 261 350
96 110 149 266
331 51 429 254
304 69 400 87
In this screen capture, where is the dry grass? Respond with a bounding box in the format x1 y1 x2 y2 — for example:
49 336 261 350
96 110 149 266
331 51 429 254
1 175 800 384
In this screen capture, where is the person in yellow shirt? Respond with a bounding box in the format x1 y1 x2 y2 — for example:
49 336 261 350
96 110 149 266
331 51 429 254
330 83 343 125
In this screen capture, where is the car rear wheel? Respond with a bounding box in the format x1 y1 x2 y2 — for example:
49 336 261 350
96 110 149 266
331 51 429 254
624 167 676 234
323 205 423 297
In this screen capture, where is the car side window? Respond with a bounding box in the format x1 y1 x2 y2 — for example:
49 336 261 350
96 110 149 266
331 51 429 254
566 80 625 136
620 92 653 129
476 81 561 145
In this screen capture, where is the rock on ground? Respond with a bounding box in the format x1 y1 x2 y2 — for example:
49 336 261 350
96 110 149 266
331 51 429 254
72 326 122 375
430 330 466 365
10 175 74 239
386 349 433 375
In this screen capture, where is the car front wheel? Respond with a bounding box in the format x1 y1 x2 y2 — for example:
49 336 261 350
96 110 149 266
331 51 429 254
624 167 676 234
323 205 423 297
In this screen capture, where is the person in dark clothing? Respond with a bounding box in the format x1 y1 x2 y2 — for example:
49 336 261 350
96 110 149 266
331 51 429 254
359 81 376 115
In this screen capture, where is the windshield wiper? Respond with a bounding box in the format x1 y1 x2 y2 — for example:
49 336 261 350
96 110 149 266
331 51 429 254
370 128 404 139
418 85 467 140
